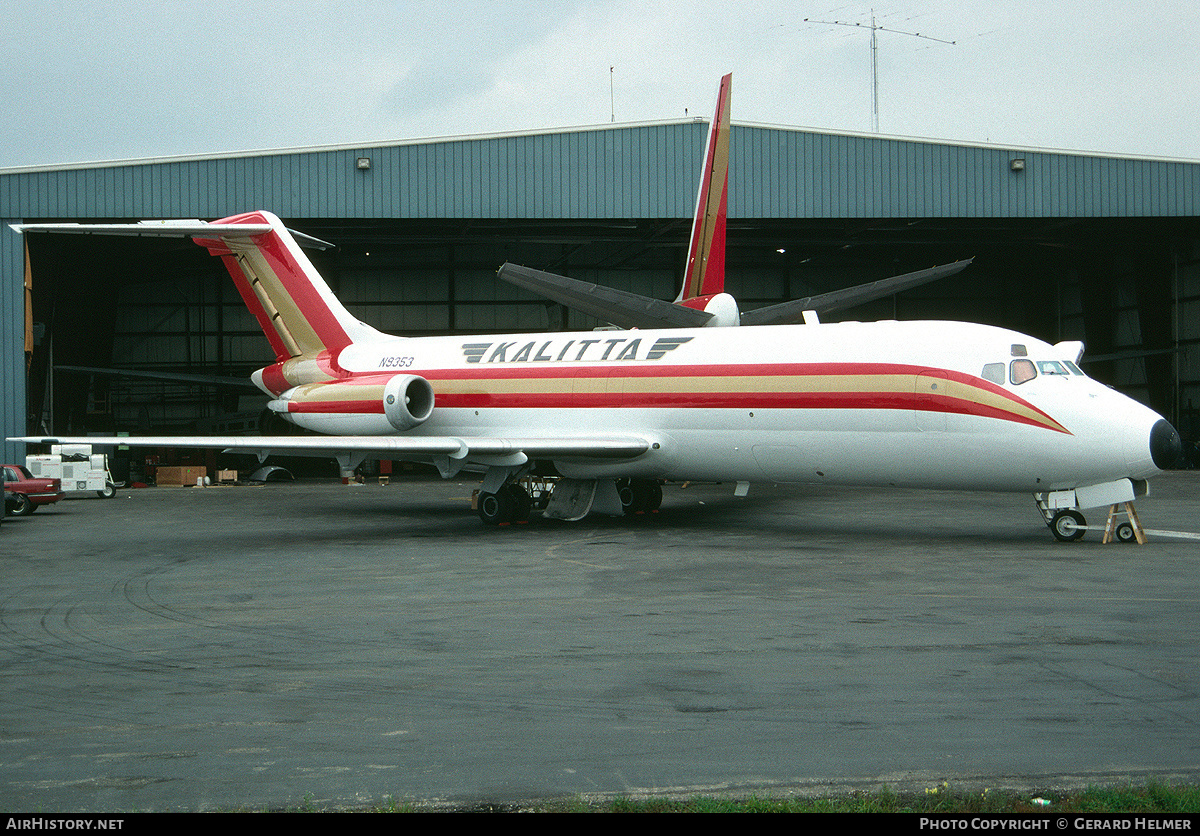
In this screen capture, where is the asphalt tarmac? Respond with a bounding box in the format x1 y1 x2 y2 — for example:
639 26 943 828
1 472 1198 812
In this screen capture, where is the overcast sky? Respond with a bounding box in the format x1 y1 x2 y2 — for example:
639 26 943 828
3 0 1198 169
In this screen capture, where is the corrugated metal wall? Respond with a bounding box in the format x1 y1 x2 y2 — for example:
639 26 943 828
4 123 1200 222
0 122 706 221
1 222 24 463
732 127 1200 219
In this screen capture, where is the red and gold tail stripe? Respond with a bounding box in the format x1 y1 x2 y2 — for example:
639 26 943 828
198 211 354 362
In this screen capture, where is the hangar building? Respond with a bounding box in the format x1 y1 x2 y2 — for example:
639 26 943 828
3 119 1199 465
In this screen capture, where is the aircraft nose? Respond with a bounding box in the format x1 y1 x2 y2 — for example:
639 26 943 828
1150 418 1182 470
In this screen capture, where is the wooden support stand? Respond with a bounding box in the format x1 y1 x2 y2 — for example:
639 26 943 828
1102 502 1146 544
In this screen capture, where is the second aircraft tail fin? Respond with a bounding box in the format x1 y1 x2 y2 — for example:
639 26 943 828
676 72 731 304
495 75 737 329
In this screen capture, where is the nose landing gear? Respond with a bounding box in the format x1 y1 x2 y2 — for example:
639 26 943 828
1036 495 1148 544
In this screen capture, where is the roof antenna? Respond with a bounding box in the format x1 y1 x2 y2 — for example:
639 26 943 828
804 10 955 132
610 66 615 122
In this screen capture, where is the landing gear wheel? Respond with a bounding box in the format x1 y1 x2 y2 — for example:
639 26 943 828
1115 521 1137 543
618 479 663 515
477 489 513 526
639 480 663 513
477 483 532 525
1050 509 1086 542
9 494 33 516
504 483 532 522
617 479 636 515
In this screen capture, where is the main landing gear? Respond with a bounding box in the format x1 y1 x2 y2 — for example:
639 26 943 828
476 477 663 525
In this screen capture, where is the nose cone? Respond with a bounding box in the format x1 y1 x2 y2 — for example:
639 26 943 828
1150 419 1182 470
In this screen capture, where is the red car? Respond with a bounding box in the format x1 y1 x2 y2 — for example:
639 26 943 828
3 464 64 516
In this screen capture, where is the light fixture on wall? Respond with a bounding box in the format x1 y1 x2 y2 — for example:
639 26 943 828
1010 158 1026 172
356 157 371 171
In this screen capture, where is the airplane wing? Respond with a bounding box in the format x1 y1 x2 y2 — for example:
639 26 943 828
15 434 653 462
739 258 975 326
496 263 714 329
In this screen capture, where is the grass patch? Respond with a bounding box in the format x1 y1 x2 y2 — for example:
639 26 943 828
517 781 1200 814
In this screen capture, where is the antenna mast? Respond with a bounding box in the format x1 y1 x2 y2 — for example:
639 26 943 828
610 66 615 122
804 10 955 132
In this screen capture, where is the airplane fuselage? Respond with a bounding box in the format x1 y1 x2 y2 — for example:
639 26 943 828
266 318 1170 495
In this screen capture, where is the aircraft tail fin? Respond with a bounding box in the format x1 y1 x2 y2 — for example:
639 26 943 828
676 72 731 304
12 212 385 363
196 211 385 362
495 75 735 329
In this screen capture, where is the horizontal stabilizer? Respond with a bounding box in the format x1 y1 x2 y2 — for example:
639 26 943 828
56 365 260 389
740 258 975 326
11 220 335 250
15 212 378 363
497 263 714 330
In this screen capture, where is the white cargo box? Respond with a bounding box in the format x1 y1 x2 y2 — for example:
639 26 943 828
83 469 109 491
25 455 62 479
59 462 109 491
61 461 85 482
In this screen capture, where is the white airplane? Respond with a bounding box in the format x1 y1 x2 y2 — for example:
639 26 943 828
12 75 1181 539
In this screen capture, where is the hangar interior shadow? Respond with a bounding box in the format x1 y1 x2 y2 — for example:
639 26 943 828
21 214 1200 454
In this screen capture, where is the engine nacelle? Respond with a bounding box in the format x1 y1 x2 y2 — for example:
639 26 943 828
383 374 435 431
267 373 436 434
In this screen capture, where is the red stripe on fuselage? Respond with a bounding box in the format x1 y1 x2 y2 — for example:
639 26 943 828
288 362 1067 433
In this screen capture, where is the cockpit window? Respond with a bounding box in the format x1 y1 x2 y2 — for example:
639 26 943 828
981 363 1006 385
1064 361 1085 376
1037 360 1070 376
1010 359 1037 385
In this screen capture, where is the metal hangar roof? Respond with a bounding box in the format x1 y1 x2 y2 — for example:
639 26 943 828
3 119 1199 222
